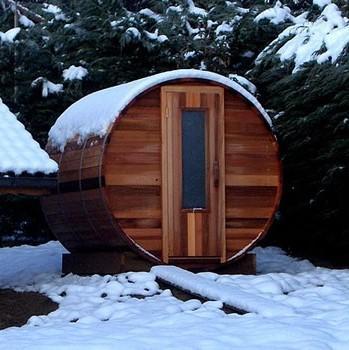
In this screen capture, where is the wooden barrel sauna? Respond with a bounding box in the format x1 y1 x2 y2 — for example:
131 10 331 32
42 69 282 271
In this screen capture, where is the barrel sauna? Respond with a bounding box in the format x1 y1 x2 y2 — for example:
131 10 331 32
42 69 282 271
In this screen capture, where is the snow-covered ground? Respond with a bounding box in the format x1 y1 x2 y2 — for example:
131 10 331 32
1 242 349 349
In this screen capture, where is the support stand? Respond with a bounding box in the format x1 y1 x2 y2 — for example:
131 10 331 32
62 252 256 275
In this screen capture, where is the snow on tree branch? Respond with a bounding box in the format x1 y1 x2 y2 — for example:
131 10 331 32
31 77 63 97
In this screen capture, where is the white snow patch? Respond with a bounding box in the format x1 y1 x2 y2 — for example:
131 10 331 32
273 111 285 120
0 242 65 287
257 4 349 71
48 69 272 150
19 15 35 28
313 0 331 9
139 8 163 22
31 77 64 97
145 29 168 43
317 26 349 64
237 6 250 15
0 99 58 175
0 28 21 43
199 60 207 70
183 50 197 60
187 0 207 17
186 21 200 35
125 27 141 40
193 31 205 40
215 22 234 35
1 242 349 349
252 246 315 274
42 4 62 15
152 265 296 317
293 11 309 24
63 65 88 81
42 3 66 21
242 50 255 58
207 20 217 29
229 74 257 95
225 1 249 15
110 19 123 28
255 1 294 25
215 16 242 42
167 5 183 14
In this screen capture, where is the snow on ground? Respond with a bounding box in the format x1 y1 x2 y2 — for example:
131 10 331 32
1 241 349 349
153 265 296 317
0 241 65 288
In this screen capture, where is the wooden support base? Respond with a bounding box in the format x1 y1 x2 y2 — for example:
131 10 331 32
62 252 256 276
63 252 121 275
62 251 153 275
214 253 256 275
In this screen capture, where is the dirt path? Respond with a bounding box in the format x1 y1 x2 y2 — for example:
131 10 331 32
0 289 58 330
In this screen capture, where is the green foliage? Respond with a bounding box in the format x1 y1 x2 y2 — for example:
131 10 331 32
0 0 349 263
252 62 349 260
1 0 280 145
0 195 54 247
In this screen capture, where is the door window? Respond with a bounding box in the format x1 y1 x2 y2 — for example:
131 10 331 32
181 110 206 209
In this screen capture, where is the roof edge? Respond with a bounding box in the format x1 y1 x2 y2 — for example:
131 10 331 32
49 69 273 151
0 175 57 190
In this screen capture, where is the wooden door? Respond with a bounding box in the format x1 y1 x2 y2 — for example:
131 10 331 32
161 85 225 263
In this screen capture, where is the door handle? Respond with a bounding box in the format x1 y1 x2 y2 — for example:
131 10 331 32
213 160 219 187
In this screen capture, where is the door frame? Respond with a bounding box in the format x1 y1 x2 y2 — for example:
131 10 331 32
161 85 226 263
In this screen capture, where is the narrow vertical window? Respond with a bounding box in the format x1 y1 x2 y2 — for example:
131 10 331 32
181 110 206 209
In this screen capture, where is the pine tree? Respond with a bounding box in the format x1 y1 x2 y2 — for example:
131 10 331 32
251 56 349 261
1 0 348 263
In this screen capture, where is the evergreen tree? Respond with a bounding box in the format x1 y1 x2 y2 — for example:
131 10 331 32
0 0 348 263
251 61 349 261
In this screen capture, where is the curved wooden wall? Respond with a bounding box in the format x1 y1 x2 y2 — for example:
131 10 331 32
42 79 281 267
41 136 129 253
103 88 163 259
223 91 281 260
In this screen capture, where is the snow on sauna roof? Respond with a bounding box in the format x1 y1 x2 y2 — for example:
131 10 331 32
49 69 272 150
0 99 58 175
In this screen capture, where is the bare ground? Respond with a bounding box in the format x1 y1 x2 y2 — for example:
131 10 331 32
0 289 58 330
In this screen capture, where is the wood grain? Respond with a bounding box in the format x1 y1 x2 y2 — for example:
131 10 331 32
42 79 282 269
161 85 225 261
